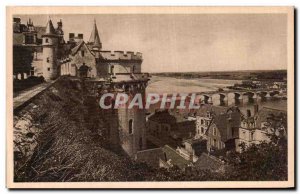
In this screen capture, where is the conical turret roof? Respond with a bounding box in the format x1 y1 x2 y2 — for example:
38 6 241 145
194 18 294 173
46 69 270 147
45 19 56 35
89 20 102 49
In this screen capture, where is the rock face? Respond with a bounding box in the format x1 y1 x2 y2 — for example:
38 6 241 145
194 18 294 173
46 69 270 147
14 109 40 162
13 77 139 182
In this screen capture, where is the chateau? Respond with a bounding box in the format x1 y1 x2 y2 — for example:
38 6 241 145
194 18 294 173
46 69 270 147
13 17 150 157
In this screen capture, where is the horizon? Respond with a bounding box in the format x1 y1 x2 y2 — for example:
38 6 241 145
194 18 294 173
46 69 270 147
149 69 287 73
15 14 288 73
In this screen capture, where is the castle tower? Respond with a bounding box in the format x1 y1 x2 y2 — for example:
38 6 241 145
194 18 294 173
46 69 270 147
42 19 59 80
100 80 148 157
119 82 148 156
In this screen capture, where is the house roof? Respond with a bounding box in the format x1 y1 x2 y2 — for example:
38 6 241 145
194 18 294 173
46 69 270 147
162 145 191 169
135 148 164 168
70 40 95 57
194 152 224 171
257 106 287 129
183 137 205 145
195 104 231 117
148 110 177 124
203 106 241 142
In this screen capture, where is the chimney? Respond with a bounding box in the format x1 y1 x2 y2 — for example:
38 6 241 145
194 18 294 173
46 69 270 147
13 17 21 23
78 33 83 39
57 19 62 27
247 109 251 118
254 104 259 115
69 33 75 41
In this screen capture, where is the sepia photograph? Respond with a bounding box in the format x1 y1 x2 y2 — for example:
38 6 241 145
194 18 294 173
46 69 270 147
6 6 294 189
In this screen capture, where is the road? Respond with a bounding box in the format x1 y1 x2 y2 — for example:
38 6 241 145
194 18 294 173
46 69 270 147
13 80 55 110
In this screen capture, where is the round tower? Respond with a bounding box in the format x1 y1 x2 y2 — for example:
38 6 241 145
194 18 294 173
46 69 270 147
42 19 59 81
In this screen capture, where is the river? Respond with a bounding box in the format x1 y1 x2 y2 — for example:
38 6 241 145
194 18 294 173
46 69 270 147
146 76 287 115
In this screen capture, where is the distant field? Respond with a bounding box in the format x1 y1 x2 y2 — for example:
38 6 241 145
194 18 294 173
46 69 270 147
151 70 287 81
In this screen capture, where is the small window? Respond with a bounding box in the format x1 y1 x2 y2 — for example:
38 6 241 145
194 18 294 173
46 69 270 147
213 127 217 136
206 112 211 118
132 65 136 73
213 139 217 147
47 57 49 63
81 50 85 57
250 132 254 141
110 65 114 74
47 68 50 71
201 127 204 134
45 38 48 43
201 119 204 125
129 119 133 134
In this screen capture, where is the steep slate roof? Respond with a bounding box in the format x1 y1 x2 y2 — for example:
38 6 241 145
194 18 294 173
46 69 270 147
70 40 95 57
88 20 102 49
162 145 191 169
44 19 56 35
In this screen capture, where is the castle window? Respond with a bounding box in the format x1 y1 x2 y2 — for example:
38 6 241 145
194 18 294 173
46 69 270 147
129 119 133 134
201 127 204 134
110 65 114 74
139 137 143 150
213 139 217 147
250 132 254 141
47 68 50 71
81 50 85 57
47 57 49 63
45 38 48 43
132 65 135 73
30 67 34 76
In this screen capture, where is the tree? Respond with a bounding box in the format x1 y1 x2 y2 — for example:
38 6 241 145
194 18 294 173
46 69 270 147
225 135 287 181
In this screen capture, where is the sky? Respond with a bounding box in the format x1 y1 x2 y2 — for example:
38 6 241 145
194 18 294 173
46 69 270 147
16 14 287 73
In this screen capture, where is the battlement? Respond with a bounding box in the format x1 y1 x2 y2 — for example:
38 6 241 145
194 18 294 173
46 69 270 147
99 50 143 61
69 33 83 42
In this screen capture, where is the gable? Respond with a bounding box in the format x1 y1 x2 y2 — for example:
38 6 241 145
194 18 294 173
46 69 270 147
70 41 96 68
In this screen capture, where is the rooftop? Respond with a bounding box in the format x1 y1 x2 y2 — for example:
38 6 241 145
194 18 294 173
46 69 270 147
162 145 191 169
